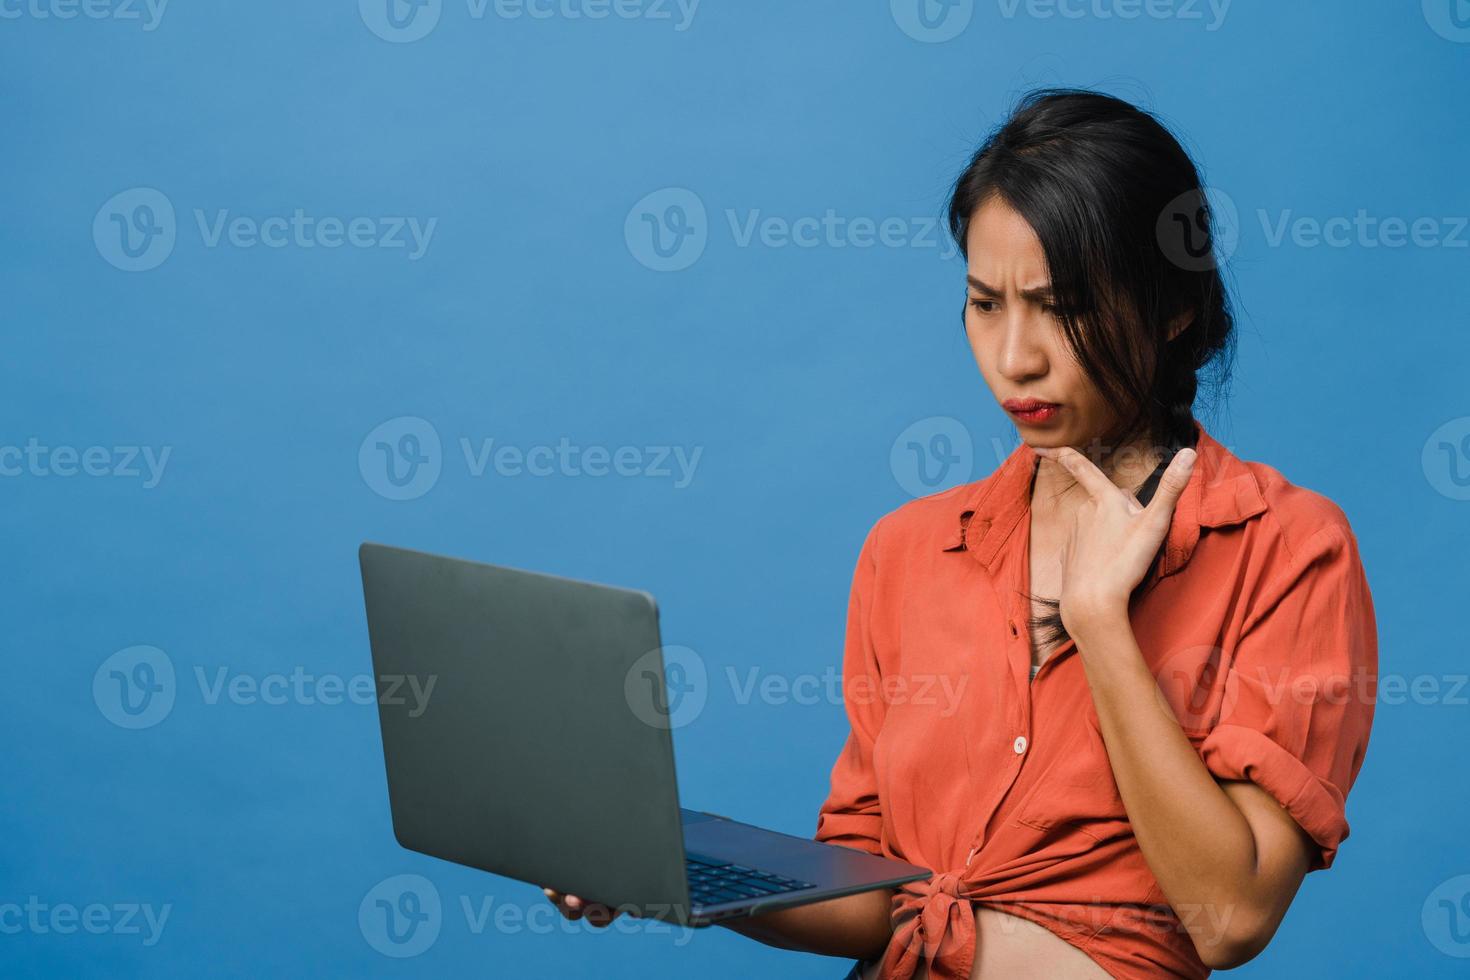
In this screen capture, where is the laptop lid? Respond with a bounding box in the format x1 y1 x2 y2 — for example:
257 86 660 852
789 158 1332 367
359 542 693 922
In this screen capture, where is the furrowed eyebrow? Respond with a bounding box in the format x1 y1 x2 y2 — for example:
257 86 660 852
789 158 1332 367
967 275 1055 303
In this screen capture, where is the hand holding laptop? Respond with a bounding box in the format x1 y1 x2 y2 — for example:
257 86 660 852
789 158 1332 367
542 886 623 927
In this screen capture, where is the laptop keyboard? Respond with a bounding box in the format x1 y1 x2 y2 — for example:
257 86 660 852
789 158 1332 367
685 854 817 907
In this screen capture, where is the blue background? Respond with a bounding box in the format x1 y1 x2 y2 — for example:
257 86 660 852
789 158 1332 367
4 0 1468 976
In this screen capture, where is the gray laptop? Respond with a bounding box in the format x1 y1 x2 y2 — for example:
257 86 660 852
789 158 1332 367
358 542 930 927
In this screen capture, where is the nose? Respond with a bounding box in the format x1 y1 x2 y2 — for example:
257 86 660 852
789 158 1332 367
996 311 1048 381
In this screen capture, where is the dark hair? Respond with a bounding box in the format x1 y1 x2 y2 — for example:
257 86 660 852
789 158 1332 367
945 87 1237 649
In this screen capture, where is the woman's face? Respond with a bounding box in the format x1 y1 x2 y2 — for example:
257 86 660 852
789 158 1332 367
963 194 1119 452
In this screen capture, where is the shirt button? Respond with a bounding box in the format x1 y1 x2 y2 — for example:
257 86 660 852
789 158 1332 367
1008 620 1018 637
1013 735 1028 754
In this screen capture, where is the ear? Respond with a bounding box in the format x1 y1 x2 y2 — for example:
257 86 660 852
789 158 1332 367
1166 310 1194 343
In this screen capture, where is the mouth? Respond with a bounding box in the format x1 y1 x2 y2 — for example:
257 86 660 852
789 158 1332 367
1002 399 1062 424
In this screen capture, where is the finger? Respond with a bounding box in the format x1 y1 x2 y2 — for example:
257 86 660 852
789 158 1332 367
1144 448 1197 522
1033 444 1118 501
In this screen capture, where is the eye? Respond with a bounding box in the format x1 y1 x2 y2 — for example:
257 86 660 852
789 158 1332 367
968 297 998 314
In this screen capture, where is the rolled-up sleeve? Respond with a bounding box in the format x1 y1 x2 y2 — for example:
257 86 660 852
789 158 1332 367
814 518 888 856
1199 522 1378 871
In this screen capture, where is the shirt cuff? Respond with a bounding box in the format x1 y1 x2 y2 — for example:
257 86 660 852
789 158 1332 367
1198 723 1350 871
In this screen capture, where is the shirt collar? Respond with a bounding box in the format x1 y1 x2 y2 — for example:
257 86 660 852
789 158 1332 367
941 418 1267 580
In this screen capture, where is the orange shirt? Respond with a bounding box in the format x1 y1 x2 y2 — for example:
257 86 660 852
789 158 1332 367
814 418 1378 979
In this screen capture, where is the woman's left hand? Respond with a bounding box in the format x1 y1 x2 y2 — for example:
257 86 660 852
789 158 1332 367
1031 443 1197 632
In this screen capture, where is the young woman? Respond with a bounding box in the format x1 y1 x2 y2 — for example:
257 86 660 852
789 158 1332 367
545 88 1378 979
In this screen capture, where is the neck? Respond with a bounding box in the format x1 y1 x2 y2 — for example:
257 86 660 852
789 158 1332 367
1029 433 1168 513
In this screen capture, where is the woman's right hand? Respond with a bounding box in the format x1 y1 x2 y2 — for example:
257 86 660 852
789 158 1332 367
541 882 894 961
541 887 625 927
